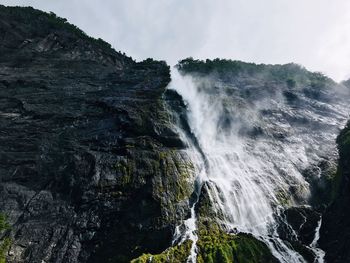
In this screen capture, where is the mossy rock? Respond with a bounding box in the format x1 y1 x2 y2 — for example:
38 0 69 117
0 237 11 263
131 240 192 263
196 223 278 263
0 214 9 233
154 150 195 203
0 214 11 263
133 220 278 263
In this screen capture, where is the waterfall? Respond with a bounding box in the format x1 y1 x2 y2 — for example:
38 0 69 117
309 217 325 263
168 67 349 262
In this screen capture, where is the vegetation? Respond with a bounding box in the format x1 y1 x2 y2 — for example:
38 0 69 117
0 215 9 233
0 214 10 263
131 240 192 263
131 220 277 263
176 57 334 88
196 223 277 263
0 238 11 263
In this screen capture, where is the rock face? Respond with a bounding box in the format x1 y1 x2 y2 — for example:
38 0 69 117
1 5 350 263
0 5 195 263
320 121 350 263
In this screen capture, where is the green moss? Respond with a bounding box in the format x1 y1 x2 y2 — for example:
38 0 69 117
155 150 194 202
113 158 135 187
158 151 168 161
0 238 11 263
172 155 194 202
0 215 9 233
131 240 192 263
0 214 10 263
196 225 277 263
130 220 277 263
275 189 291 206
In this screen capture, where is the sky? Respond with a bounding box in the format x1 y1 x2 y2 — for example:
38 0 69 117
2 0 350 81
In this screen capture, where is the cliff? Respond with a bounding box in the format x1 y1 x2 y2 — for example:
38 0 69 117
1 5 350 263
0 5 194 262
320 121 350 263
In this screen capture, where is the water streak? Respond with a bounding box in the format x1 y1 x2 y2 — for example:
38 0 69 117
309 218 325 263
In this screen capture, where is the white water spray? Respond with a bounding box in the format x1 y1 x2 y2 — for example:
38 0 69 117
309 217 325 263
168 67 349 262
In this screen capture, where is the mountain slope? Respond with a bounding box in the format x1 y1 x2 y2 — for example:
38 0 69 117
0 5 195 263
1 5 350 263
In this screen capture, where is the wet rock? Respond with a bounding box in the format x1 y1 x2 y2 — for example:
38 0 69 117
320 121 350 263
277 206 321 246
0 5 194 263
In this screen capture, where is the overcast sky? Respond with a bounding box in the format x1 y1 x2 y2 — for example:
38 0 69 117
2 0 350 81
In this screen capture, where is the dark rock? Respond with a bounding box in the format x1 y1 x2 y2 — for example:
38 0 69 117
0 5 194 263
275 206 322 263
277 206 320 245
320 121 350 263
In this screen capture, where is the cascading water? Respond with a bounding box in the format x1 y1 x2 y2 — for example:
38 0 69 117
168 66 350 263
310 217 325 263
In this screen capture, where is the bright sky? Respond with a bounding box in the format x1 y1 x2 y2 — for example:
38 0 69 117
2 0 350 81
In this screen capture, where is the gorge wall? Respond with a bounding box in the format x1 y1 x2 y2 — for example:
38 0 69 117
0 5 350 263
0 5 195 262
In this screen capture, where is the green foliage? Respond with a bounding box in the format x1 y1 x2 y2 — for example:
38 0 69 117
176 57 335 88
176 57 264 76
131 240 192 263
196 225 277 263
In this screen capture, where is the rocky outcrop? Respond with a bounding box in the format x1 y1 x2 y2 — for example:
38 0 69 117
320 121 350 263
0 5 195 263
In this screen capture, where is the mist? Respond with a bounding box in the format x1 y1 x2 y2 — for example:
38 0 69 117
2 0 350 82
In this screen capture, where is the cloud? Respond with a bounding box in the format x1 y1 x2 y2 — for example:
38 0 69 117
2 0 350 81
